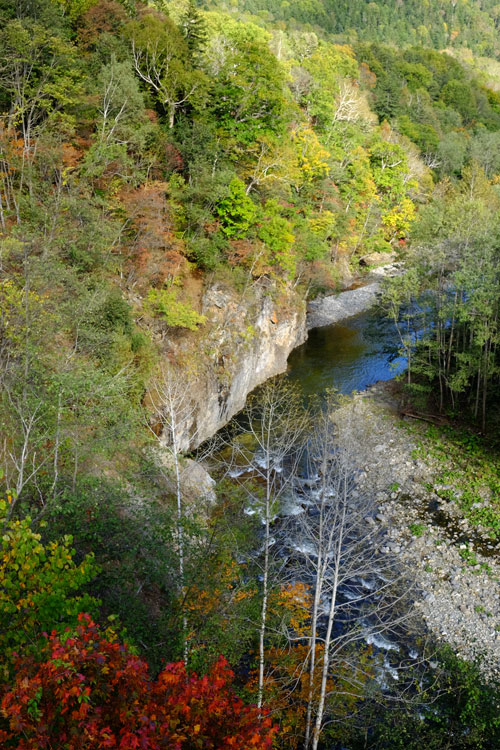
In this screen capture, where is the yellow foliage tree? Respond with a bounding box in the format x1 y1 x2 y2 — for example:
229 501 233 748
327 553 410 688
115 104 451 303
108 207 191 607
382 196 417 241
292 127 330 185
0 488 98 673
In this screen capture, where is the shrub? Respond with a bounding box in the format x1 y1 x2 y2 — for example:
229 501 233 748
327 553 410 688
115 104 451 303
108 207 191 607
0 614 277 749
0 496 98 669
146 287 206 330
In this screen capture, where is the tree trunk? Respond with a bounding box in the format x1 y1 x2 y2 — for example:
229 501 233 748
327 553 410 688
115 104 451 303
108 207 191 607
311 501 346 750
168 102 175 129
257 502 269 713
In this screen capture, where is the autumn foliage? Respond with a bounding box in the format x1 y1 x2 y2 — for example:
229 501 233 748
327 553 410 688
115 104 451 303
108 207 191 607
118 181 187 288
0 497 98 667
0 614 277 749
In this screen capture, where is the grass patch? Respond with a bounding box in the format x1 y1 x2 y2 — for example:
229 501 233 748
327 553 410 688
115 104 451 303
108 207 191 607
409 423 500 538
409 522 426 537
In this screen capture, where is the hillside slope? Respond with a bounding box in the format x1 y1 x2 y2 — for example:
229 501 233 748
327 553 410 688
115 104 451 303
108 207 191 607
231 0 500 56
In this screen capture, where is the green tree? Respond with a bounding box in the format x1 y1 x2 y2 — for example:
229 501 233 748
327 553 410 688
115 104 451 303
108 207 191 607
207 32 286 146
359 648 500 749
0 17 80 221
299 43 359 130
437 131 468 175
82 56 153 182
0 491 97 669
127 11 208 129
369 138 410 205
441 79 477 123
181 0 207 54
257 201 296 279
217 177 257 238
383 165 500 429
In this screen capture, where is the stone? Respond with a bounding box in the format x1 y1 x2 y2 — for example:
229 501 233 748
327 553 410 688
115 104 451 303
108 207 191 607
204 287 232 309
330 383 500 681
307 283 381 330
155 447 216 508
156 281 307 452
359 251 396 267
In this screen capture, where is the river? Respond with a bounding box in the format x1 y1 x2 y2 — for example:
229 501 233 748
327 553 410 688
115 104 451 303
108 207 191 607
286 305 406 397
213 292 499 744
227 299 418 689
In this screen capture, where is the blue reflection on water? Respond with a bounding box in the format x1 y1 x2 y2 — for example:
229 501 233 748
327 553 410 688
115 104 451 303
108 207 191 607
286 307 407 397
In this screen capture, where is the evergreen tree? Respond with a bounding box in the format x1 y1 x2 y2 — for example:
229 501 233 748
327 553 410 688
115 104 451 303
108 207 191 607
181 0 206 54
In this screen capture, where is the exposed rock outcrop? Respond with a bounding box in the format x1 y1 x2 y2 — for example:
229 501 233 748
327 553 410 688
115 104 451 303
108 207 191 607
360 251 396 267
307 263 403 330
158 280 307 451
155 447 217 510
307 283 381 330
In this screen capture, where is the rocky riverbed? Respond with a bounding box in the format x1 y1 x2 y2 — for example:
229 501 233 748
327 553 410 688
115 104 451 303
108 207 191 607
306 263 403 330
333 383 500 680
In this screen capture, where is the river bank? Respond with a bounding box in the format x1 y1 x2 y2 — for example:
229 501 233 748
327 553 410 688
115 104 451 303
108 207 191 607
193 275 500 681
333 382 500 680
307 282 382 330
306 262 403 330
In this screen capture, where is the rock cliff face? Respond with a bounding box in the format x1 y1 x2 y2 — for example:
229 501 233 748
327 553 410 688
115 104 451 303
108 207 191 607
165 280 307 451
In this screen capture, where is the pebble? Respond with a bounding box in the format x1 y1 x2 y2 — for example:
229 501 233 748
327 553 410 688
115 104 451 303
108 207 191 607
333 385 500 681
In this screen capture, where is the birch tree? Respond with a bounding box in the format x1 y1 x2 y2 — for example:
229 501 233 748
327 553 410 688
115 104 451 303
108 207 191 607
289 397 414 749
127 13 208 130
226 378 310 712
147 361 212 666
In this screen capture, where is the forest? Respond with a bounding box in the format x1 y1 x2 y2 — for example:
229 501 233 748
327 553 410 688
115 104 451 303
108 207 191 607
1 0 500 747
233 0 500 57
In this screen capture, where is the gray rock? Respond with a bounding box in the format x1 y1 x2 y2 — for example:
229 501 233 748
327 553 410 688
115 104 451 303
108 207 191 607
157 282 307 451
307 283 381 330
331 386 500 681
155 448 216 508
360 251 396 267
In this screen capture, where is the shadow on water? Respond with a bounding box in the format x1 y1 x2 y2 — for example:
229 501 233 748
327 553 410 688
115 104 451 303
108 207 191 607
286 307 407 397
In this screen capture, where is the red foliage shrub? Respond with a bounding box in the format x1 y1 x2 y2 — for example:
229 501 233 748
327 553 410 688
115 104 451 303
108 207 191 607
0 614 276 749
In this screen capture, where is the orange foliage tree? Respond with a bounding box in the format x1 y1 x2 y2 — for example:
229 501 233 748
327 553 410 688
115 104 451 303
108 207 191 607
118 181 186 288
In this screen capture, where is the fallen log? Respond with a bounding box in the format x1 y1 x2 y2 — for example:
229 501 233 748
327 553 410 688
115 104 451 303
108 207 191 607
400 410 447 425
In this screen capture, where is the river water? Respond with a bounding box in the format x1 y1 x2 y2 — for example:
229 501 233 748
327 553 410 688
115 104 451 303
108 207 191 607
283 304 421 682
286 306 406 397
214 296 496 745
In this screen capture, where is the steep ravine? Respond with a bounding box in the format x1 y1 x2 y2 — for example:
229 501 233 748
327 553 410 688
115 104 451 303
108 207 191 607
161 275 389 452
153 278 390 510
167 276 500 680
